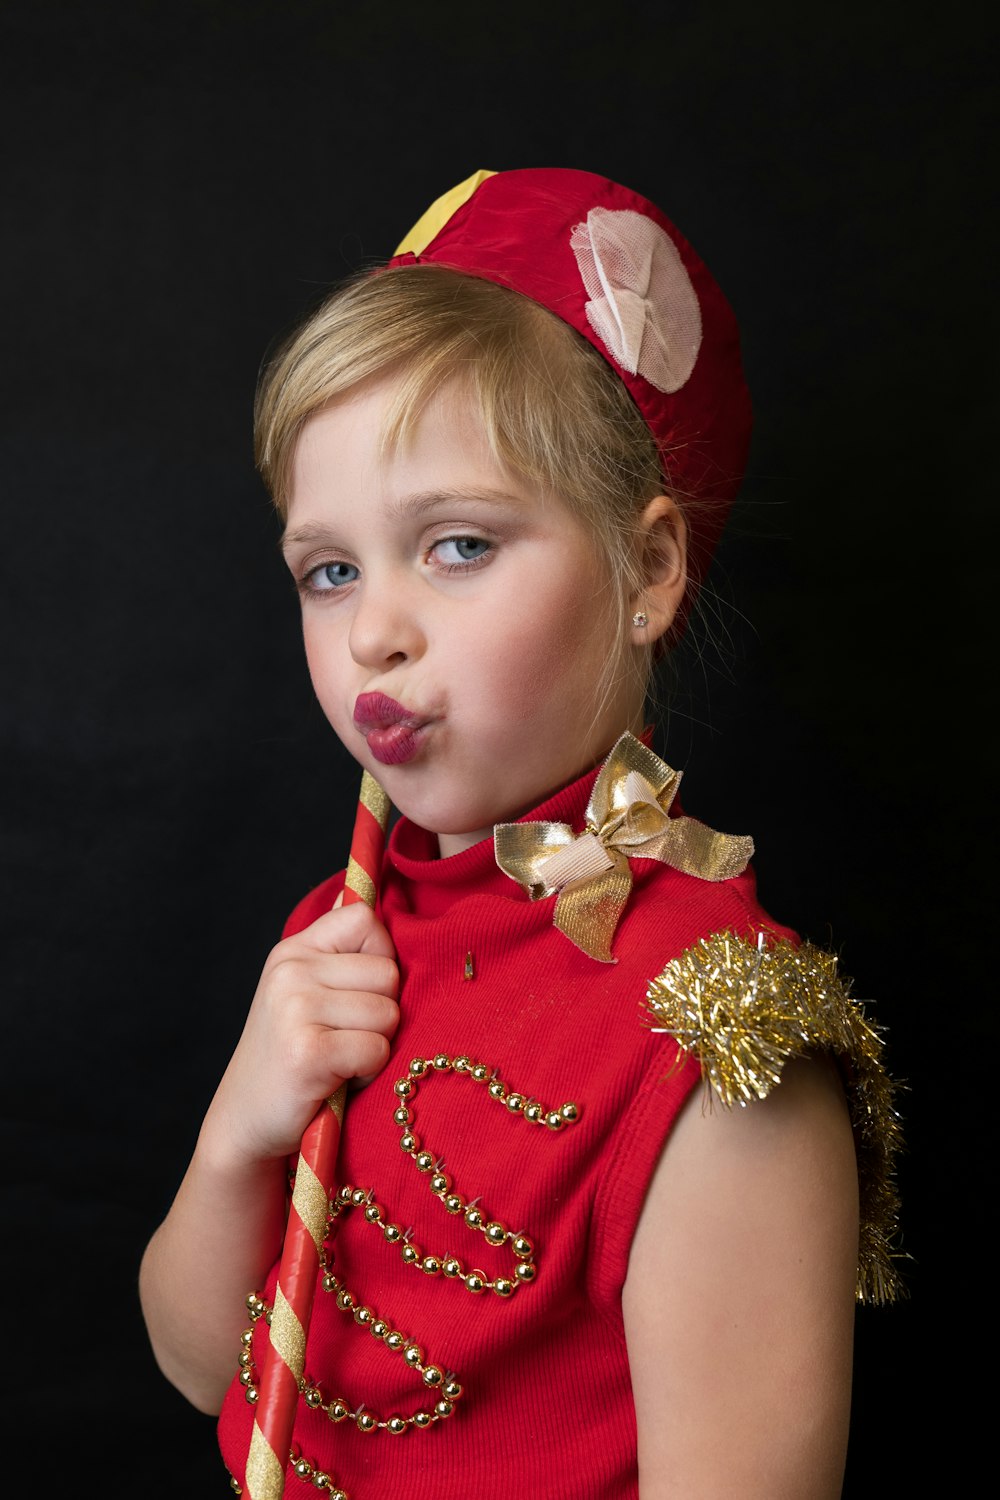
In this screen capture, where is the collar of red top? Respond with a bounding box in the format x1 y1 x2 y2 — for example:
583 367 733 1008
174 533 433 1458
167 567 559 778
385 727 661 900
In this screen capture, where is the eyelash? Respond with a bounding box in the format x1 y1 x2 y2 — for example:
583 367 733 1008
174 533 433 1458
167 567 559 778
431 535 492 571
297 535 493 596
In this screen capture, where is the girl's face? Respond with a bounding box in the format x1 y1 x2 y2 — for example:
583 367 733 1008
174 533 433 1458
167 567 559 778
282 375 645 856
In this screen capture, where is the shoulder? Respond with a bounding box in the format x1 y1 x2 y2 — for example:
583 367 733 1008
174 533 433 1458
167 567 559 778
643 927 906 1305
280 870 347 938
621 849 798 963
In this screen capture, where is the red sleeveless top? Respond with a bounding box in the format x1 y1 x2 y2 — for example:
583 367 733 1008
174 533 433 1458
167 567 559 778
218 759 792 1498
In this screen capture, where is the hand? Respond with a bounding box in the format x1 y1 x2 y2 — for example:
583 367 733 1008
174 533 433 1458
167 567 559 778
201 903 399 1170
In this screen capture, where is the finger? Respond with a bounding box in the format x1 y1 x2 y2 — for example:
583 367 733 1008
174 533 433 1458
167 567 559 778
309 1026 393 1091
295 902 396 960
273 949 398 1003
308 987 400 1040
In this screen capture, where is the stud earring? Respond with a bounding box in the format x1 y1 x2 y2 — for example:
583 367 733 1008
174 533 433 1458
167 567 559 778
632 610 648 628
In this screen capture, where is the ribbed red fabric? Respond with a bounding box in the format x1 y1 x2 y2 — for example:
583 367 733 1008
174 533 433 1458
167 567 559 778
218 761 795 1498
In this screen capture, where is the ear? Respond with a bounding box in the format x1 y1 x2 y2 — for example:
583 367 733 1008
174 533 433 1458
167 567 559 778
630 495 688 644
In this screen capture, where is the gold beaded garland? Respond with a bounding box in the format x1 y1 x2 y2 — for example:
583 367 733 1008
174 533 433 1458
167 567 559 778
328 1054 578 1301
238 1284 463 1447
236 1053 580 1494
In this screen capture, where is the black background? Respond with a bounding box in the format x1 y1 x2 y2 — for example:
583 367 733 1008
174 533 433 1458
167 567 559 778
2 1 994 1492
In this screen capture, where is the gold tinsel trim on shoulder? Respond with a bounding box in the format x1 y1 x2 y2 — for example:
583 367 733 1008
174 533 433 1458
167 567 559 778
646 931 905 1305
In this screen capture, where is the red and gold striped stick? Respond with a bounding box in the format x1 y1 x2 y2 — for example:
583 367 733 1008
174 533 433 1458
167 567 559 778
246 769 391 1500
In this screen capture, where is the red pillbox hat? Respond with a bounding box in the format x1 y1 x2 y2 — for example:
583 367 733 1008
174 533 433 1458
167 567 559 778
388 167 752 587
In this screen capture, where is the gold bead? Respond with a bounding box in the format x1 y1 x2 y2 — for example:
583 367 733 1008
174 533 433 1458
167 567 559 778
546 1111 564 1130
505 1092 525 1113
512 1234 534 1258
385 1331 405 1352
414 1150 435 1172
442 1256 463 1278
329 1399 350 1422
422 1254 442 1275
400 1132 418 1153
433 1054 451 1070
434 1399 454 1418
493 1277 515 1298
408 1057 428 1076
403 1343 424 1367
294 1459 312 1479
444 1193 464 1215
245 1292 258 1311
321 1273 337 1293
488 1079 506 1101
484 1221 507 1245
331 1491 348 1500
524 1101 543 1122
356 1410 377 1433
311 1473 330 1490
443 1379 463 1400
412 1411 433 1429
465 1270 487 1294
387 1416 408 1435
464 1207 483 1230
240 1327 253 1347
364 1202 381 1223
351 1187 367 1206
453 1055 471 1073
401 1244 421 1265
515 1261 537 1283
394 1078 413 1097
430 1171 450 1194
471 1063 489 1082
238 1350 252 1369
561 1101 579 1122
244 1386 259 1405
383 1223 402 1243
304 1386 323 1408
338 1185 353 1204
353 1305 373 1326
422 1364 444 1387
239 1369 253 1387
370 1319 388 1339
393 1105 412 1126
336 1290 354 1311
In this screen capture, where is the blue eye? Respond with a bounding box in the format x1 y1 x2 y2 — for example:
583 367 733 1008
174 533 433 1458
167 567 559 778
308 561 359 591
434 536 491 566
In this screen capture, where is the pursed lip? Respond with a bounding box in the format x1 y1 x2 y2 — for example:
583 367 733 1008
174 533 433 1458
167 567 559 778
353 691 424 732
353 691 431 767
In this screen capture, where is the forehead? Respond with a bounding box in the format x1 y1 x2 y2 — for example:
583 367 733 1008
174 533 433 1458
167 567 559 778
285 374 559 526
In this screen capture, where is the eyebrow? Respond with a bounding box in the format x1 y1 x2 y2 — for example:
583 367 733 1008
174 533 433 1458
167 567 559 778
280 487 528 553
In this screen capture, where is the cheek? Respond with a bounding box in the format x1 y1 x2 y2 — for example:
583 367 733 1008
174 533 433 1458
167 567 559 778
302 626 350 719
473 593 607 723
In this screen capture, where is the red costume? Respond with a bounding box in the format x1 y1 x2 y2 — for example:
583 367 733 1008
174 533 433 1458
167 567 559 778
219 746 806 1499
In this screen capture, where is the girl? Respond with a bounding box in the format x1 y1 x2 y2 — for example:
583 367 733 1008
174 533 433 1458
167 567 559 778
139 167 902 1499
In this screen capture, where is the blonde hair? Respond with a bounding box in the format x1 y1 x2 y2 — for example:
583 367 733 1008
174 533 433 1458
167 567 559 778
254 265 680 710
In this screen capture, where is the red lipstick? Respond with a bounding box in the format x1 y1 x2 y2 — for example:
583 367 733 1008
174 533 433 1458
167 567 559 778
353 691 428 766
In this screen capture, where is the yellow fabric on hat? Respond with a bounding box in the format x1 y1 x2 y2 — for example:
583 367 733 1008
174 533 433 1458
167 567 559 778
393 169 497 257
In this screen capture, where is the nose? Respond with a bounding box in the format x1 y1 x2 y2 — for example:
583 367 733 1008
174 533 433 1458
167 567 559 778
348 567 426 670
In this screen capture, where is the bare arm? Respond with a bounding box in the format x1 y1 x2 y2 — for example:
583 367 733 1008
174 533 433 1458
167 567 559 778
623 1056 859 1500
139 902 399 1414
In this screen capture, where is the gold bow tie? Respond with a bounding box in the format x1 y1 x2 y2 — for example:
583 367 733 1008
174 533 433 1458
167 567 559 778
494 732 754 962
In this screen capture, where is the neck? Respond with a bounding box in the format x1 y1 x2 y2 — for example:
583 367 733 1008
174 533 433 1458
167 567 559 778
432 716 652 859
